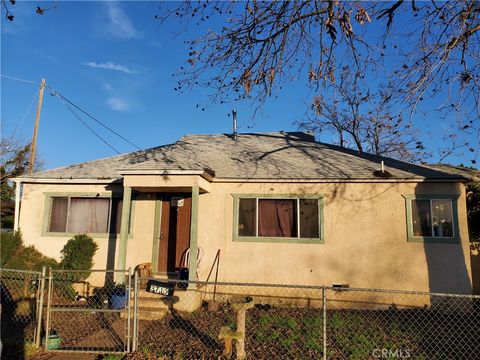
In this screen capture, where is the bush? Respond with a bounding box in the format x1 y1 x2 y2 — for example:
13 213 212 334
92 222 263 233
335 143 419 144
60 234 98 282
5 245 58 272
0 231 22 266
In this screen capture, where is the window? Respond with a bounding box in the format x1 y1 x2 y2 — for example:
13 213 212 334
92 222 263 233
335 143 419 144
235 195 324 243
46 195 126 235
405 195 459 243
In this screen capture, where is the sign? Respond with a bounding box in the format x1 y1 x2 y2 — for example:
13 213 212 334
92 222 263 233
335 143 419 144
171 197 184 207
146 279 174 297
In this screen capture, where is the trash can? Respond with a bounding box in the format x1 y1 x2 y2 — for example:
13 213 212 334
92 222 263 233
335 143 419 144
177 267 189 289
110 287 128 309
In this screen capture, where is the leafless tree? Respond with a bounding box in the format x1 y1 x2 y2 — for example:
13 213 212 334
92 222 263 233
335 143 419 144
297 67 427 162
159 0 479 162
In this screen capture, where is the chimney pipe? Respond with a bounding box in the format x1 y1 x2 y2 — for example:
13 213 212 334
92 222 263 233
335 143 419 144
232 110 238 140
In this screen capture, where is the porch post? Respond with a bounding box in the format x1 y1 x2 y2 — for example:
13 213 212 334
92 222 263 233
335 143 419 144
14 180 22 231
188 186 199 283
116 186 132 281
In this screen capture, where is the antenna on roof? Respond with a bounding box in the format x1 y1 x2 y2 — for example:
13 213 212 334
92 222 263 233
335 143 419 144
232 110 238 140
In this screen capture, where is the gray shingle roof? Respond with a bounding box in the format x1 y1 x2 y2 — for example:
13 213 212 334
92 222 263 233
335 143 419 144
24 132 466 181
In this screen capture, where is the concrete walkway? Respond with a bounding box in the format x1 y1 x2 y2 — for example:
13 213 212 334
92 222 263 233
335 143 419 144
47 353 98 360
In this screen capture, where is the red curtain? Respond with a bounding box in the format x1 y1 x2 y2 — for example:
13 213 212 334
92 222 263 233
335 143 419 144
258 199 296 237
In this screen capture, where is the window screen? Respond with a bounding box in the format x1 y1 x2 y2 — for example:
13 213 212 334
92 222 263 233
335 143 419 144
238 198 256 236
411 199 432 237
48 196 118 234
49 197 68 232
432 200 453 237
410 198 454 238
300 199 319 238
237 197 320 239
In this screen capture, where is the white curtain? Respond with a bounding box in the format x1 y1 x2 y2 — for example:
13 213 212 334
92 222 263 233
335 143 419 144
67 198 110 233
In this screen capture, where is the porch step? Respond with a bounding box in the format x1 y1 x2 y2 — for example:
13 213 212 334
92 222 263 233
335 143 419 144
120 305 168 320
136 306 168 320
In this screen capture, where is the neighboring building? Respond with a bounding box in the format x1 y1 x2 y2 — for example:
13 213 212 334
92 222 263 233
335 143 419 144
13 132 473 294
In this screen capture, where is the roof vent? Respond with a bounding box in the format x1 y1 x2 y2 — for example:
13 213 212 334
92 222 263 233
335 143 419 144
232 110 238 140
373 161 392 178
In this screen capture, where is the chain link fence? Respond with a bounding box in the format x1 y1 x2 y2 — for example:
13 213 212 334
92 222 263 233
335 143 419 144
45 269 132 354
0 268 44 358
1 267 480 359
132 277 480 360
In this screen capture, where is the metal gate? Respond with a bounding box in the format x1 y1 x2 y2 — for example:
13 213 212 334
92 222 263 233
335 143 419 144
45 269 133 354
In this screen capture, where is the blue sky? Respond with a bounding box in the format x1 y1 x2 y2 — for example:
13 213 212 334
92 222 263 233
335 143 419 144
1 1 477 170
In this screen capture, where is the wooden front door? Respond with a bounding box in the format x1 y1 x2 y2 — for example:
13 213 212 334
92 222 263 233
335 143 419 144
157 195 192 273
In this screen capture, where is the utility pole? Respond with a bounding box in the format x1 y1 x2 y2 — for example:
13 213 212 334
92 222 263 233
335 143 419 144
28 78 46 175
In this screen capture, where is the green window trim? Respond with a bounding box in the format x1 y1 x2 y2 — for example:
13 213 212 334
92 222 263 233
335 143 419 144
41 192 135 238
232 194 325 244
403 194 460 244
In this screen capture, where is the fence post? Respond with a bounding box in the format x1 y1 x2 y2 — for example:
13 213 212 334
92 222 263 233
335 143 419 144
323 285 327 360
34 266 46 348
127 267 132 353
44 267 53 351
132 269 139 352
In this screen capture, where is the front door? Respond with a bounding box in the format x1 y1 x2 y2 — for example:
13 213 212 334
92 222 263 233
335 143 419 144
157 194 192 273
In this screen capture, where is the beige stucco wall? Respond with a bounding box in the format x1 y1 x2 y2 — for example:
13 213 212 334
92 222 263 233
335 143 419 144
195 181 472 294
18 183 156 272
17 179 472 294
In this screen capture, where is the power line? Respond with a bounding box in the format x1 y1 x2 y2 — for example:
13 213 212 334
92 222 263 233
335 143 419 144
53 92 121 154
0 73 36 84
11 88 40 138
46 85 141 150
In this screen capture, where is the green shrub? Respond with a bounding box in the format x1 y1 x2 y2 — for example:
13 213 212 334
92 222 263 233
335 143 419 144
5 244 58 271
60 234 98 278
0 230 22 266
58 233 98 299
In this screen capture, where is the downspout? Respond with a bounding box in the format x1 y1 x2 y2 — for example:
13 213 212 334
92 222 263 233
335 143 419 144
14 180 22 231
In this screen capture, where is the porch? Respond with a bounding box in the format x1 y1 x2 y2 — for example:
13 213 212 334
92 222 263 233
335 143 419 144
115 170 213 283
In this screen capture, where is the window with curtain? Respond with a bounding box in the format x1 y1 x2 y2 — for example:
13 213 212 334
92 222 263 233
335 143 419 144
410 199 454 238
237 197 321 239
48 196 123 234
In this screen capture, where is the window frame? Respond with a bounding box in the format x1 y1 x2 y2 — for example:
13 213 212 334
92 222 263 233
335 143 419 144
232 194 325 244
42 192 134 238
403 194 460 243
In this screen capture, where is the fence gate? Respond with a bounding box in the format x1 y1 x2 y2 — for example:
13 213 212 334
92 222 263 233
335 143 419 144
0 268 44 357
45 269 132 354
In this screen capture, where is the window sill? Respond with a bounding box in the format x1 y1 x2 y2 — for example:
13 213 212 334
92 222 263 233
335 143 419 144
233 236 324 244
407 236 459 244
41 232 133 239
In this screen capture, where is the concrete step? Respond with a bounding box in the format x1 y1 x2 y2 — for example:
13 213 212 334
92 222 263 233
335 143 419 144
130 288 204 313
136 306 168 320
120 306 168 320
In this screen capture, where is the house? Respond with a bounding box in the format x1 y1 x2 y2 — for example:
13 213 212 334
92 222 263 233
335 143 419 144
13 132 473 294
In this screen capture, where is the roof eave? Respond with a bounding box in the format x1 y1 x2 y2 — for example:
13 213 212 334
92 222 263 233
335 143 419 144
118 169 214 182
12 177 122 184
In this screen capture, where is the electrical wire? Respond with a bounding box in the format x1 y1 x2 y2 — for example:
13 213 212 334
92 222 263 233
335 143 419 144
2 75 141 153
11 89 40 137
46 85 141 150
0 73 36 84
53 92 121 154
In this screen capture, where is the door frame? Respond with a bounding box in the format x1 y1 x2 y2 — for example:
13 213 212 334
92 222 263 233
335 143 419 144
151 187 199 283
151 193 192 274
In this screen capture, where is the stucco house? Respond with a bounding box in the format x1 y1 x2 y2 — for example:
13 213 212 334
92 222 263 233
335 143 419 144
13 132 473 294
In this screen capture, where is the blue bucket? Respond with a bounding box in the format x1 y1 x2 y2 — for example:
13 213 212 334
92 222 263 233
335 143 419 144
110 288 128 309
